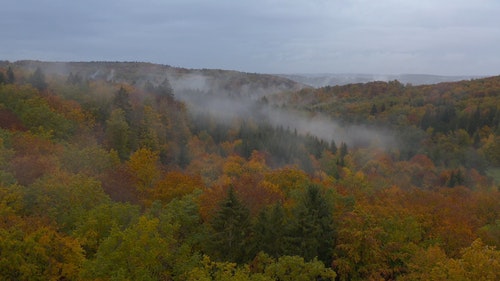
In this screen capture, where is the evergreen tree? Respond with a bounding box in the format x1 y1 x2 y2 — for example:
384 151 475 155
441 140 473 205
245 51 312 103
113 86 133 124
106 109 131 160
340 142 348 159
157 78 174 100
0 71 5 84
330 140 338 154
252 203 287 258
209 187 251 263
6 66 15 84
370 104 378 115
66 72 82 85
285 184 335 265
28 67 48 91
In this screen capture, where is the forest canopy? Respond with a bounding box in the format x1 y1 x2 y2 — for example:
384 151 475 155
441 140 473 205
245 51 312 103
0 61 499 280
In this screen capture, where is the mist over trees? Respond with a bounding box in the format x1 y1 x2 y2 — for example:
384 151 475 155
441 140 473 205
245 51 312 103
0 61 500 280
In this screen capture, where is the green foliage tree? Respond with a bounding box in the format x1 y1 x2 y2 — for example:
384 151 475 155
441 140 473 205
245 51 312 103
27 172 111 233
81 216 173 280
113 86 133 123
28 67 48 91
60 143 118 176
285 184 335 265
72 202 140 258
0 136 16 185
6 66 15 84
209 187 252 263
256 253 337 281
187 255 265 281
187 253 336 281
105 108 131 160
252 203 287 258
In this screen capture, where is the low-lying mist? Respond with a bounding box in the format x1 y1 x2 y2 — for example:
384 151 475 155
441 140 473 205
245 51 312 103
15 61 396 150
174 87 396 150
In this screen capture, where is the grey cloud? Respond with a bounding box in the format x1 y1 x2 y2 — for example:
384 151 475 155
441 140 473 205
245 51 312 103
1 0 499 75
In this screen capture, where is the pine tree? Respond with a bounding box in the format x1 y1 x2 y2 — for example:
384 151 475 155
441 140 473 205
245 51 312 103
370 104 378 115
209 187 251 263
285 184 335 265
29 67 48 91
6 66 15 84
252 203 287 258
330 140 338 154
113 86 133 124
106 109 131 160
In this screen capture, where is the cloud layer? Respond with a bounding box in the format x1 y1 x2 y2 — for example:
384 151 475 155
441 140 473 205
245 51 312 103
2 0 500 75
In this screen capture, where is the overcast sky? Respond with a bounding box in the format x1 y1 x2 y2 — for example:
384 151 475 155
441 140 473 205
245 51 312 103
2 0 500 75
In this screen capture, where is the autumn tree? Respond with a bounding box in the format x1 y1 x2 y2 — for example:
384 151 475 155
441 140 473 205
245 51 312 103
0 222 84 280
150 171 204 204
126 147 161 204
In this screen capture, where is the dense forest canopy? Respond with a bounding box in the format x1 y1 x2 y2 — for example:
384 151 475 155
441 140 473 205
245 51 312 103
0 61 499 280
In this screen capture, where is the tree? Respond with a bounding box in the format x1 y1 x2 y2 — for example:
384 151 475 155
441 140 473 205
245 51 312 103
27 171 111 233
0 223 84 280
252 203 287 258
157 77 174 100
186 253 337 281
370 104 378 115
285 184 335 265
105 108 131 160
209 187 252 263
28 67 48 91
72 202 140 258
187 255 263 281
81 216 173 280
112 86 133 123
150 171 204 204
256 253 337 281
401 239 500 281
6 66 15 84
126 147 161 203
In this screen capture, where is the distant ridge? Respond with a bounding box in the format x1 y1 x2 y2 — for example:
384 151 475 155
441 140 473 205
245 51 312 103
278 73 485 87
3 60 307 99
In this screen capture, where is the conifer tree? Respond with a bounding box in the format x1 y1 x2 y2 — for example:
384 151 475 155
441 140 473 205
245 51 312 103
113 86 133 124
252 202 287 258
29 67 48 91
285 184 334 265
209 187 251 263
6 66 15 84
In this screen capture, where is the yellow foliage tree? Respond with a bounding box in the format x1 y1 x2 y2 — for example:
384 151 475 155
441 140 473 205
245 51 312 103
127 148 161 203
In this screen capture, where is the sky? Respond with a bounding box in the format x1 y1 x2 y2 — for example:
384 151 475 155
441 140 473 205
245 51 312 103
2 0 500 75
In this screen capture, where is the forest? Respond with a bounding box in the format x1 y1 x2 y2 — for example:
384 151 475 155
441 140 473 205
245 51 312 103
0 61 499 280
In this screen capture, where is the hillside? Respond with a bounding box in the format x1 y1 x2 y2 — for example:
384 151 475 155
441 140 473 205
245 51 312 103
4 60 306 98
0 62 499 280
